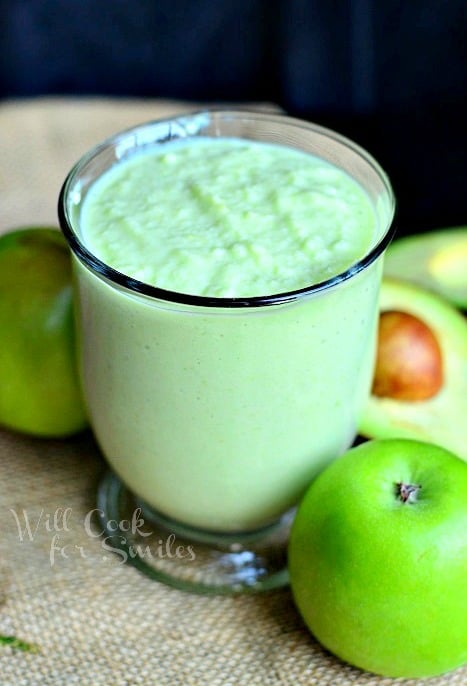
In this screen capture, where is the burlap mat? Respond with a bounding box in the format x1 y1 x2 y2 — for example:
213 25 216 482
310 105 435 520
0 98 465 686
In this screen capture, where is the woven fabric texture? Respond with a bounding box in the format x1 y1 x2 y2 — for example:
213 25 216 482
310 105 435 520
0 98 465 686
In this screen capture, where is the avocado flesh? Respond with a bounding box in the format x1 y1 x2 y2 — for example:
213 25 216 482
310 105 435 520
359 278 467 460
384 227 467 309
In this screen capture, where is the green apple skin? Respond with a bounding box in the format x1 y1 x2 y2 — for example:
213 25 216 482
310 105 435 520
288 439 467 678
0 227 88 437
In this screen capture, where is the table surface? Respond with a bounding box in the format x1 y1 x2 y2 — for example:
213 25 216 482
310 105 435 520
0 97 465 686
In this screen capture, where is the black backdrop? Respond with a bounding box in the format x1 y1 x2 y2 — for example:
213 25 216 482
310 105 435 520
1 0 466 234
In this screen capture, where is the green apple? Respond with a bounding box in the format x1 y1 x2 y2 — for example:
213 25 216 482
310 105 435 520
288 439 467 678
0 227 88 437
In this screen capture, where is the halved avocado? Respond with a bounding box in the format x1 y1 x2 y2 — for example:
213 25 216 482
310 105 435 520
359 278 467 460
384 227 467 309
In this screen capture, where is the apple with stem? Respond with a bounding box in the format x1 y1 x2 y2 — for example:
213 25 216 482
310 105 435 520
288 438 467 678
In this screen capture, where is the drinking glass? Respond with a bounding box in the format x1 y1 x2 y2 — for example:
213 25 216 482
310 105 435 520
59 111 395 594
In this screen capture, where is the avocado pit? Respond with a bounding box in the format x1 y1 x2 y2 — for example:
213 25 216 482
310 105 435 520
372 310 443 401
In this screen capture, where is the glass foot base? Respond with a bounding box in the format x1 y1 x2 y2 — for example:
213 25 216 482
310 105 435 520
97 471 292 594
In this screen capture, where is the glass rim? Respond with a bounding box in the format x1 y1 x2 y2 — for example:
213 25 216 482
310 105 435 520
58 109 396 309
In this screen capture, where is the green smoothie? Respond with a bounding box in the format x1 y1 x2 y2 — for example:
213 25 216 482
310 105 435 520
81 138 375 297
72 135 387 532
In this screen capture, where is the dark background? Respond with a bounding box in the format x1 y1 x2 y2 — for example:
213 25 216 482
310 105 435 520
1 0 466 235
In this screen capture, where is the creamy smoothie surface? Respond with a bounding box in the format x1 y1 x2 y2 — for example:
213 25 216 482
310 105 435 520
80 138 376 297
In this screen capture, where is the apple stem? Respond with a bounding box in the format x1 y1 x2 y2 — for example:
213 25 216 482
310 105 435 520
396 482 421 503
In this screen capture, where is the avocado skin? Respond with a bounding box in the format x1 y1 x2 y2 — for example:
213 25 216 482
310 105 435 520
359 278 467 460
384 227 467 310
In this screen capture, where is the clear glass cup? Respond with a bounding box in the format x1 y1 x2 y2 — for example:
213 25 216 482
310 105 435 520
59 110 395 594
